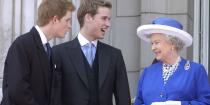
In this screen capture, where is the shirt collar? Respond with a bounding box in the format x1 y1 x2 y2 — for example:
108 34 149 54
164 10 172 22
78 32 98 47
35 25 48 45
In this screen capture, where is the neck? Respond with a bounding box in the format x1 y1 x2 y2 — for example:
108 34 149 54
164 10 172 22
80 28 95 41
39 25 53 41
163 54 180 65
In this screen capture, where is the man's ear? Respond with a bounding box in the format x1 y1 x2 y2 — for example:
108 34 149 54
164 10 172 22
51 15 59 24
84 13 93 22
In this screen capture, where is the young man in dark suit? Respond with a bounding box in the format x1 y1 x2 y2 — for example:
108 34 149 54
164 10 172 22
53 0 131 105
1 0 75 105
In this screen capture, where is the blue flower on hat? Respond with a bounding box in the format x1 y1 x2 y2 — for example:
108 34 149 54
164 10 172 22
152 17 183 30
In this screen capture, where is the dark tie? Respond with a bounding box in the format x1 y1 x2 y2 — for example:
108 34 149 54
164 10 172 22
46 43 52 60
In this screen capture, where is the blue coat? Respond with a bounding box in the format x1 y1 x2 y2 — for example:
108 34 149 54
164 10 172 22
134 58 210 105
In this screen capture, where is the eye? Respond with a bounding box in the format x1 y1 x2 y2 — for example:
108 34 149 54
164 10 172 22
66 19 70 22
101 16 110 21
152 41 160 45
101 17 106 20
65 18 72 24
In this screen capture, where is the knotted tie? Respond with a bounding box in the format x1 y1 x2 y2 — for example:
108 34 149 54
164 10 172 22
84 43 96 66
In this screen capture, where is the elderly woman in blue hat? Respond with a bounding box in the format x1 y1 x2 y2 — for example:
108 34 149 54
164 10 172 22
134 17 210 105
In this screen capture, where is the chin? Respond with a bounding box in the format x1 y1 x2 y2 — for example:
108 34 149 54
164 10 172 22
155 57 161 61
59 32 67 38
58 35 65 38
97 35 104 39
100 36 105 39
60 36 65 38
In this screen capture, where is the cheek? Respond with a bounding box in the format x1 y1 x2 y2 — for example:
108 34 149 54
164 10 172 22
61 23 68 30
62 23 67 28
162 46 172 55
153 44 162 51
95 21 103 26
57 26 66 34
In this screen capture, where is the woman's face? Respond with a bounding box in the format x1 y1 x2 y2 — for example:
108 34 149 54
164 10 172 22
150 33 175 62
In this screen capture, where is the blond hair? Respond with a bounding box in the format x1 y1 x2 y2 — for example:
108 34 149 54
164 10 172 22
37 0 75 26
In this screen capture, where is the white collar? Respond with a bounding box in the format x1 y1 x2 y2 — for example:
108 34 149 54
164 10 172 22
35 25 48 45
78 32 98 47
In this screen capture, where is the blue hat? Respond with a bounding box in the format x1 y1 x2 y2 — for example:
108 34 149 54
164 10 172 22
137 17 193 47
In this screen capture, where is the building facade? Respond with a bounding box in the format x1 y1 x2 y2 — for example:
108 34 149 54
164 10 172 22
0 0 209 101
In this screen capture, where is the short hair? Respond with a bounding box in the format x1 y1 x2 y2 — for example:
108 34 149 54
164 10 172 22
77 0 112 28
147 34 185 52
166 35 185 52
37 0 75 26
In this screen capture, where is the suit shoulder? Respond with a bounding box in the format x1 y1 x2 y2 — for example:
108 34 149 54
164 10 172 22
143 61 161 72
6 32 34 59
99 42 121 52
53 41 71 49
10 32 33 49
188 60 203 67
52 40 74 55
187 60 206 72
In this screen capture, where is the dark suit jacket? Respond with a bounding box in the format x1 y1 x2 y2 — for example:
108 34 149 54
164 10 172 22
1 27 61 105
53 38 131 105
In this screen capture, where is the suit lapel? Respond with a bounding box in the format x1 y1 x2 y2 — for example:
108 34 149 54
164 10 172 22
66 38 89 89
97 42 110 89
31 27 51 95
